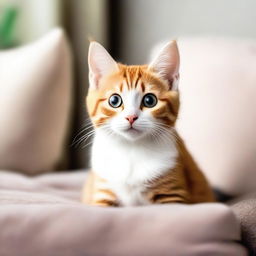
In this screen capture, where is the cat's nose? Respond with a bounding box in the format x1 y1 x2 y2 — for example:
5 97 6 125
125 115 138 125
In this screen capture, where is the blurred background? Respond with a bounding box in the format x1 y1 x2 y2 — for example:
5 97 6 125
1 0 256 169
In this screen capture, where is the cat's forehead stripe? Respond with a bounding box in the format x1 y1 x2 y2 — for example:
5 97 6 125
121 66 168 92
140 81 145 92
122 78 129 92
125 69 132 90
120 82 123 92
121 67 143 91
133 71 141 89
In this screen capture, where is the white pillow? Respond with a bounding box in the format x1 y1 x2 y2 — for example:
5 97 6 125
0 28 73 175
177 37 256 195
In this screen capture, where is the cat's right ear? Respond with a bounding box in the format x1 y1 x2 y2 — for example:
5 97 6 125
88 42 119 89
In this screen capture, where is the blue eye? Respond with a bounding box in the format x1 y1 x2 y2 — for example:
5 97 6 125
109 94 123 108
142 93 157 108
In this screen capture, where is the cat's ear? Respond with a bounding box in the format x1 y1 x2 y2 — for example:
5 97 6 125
149 40 180 90
88 42 119 89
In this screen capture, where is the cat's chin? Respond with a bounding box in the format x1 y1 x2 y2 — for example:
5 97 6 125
115 128 147 142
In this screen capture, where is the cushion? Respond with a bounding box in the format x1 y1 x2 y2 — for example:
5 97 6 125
231 193 256 254
177 37 256 196
0 28 72 174
0 170 247 256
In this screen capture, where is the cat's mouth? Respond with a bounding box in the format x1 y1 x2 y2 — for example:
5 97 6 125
116 125 146 141
115 124 145 140
126 126 141 134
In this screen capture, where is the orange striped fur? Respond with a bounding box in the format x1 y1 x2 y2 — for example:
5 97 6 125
82 41 215 206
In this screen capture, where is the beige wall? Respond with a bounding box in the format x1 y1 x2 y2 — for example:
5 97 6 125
117 0 256 64
17 0 61 43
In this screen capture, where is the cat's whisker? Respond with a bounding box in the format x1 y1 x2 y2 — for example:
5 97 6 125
71 123 109 148
70 119 95 146
74 132 95 148
151 131 162 146
71 125 94 146
82 141 93 149
152 129 169 146
152 125 175 145
79 132 96 147
80 134 95 148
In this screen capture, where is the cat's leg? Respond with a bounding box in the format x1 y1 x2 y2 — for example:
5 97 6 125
175 134 216 203
81 171 119 207
150 192 189 204
145 167 191 204
90 187 119 207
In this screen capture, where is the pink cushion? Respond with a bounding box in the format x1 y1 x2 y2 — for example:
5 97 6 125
0 170 246 256
0 28 72 174
177 37 256 195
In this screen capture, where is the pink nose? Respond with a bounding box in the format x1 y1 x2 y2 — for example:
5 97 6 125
125 115 138 124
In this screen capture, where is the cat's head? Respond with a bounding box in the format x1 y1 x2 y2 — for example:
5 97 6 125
86 41 180 142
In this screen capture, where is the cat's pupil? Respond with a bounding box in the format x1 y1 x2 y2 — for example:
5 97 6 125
109 94 122 108
111 96 118 104
145 96 154 105
143 93 157 108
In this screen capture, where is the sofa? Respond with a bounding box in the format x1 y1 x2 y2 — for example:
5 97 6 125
1 28 256 255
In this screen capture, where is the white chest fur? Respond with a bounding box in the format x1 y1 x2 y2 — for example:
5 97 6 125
91 130 178 206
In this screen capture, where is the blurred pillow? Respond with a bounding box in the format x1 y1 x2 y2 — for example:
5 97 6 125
177 37 256 196
0 28 72 175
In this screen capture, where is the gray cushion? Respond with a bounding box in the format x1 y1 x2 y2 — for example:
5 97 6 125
231 193 256 254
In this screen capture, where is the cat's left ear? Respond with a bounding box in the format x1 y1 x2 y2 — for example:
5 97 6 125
149 40 180 90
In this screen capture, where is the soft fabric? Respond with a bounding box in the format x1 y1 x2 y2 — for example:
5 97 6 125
176 37 256 196
231 193 256 254
0 170 247 256
0 28 72 175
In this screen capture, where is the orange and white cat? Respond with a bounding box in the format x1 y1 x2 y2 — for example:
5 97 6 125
82 41 215 206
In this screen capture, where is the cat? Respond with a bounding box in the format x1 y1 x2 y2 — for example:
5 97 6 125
82 40 215 206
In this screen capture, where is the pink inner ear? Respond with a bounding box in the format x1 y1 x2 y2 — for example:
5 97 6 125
171 74 180 91
89 71 100 89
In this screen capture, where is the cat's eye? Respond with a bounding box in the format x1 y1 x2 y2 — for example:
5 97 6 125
108 94 123 108
142 93 157 108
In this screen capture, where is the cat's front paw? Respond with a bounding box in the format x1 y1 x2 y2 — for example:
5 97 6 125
86 199 119 207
